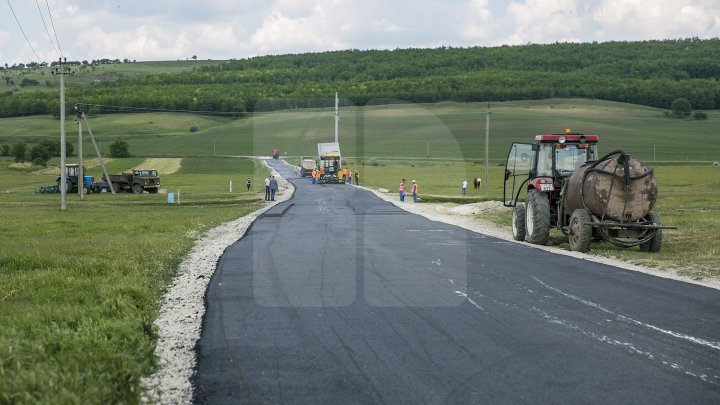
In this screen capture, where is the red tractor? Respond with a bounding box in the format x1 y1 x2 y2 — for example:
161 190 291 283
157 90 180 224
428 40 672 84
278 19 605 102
503 130 667 252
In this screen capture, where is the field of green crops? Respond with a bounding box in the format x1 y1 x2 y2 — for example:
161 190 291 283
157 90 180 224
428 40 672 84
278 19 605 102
1 98 719 403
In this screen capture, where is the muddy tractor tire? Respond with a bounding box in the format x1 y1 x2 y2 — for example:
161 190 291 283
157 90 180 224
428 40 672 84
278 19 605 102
132 184 143 194
525 189 550 245
512 204 526 241
569 208 593 253
639 212 663 253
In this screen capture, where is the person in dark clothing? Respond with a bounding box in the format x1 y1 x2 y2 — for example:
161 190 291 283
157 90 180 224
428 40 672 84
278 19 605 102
246 178 251 190
269 176 278 201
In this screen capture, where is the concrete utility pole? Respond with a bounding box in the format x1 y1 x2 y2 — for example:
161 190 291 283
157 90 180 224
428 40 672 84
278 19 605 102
56 58 68 211
77 116 83 199
335 92 340 167
485 103 490 196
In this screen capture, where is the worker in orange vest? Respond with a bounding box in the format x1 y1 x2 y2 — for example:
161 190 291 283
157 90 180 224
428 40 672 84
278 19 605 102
341 167 348 183
311 168 317 184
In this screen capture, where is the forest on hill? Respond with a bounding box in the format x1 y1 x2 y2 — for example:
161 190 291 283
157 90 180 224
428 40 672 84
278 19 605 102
1 38 719 118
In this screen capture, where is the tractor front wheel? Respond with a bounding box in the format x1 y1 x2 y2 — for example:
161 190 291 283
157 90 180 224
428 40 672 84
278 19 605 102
525 189 550 245
512 204 526 241
569 209 593 253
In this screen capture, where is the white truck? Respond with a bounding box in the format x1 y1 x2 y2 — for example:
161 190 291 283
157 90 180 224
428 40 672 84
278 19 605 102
317 142 341 184
299 156 316 177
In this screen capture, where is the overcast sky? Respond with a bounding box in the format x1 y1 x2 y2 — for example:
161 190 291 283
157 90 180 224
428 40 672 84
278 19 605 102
2 0 719 65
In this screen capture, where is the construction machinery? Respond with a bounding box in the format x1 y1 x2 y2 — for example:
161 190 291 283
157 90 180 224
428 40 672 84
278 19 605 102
503 130 671 253
317 142 342 184
299 156 316 177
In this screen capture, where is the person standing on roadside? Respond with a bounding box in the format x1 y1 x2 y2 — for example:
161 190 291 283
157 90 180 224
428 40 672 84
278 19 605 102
411 179 418 203
269 176 278 201
264 175 271 201
354 170 360 185
246 178 251 190
399 178 406 202
311 168 317 184
461 179 467 195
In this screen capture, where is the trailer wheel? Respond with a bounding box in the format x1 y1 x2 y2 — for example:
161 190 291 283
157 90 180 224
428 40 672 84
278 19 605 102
569 209 593 253
132 184 143 194
512 204 526 241
525 189 550 245
639 212 662 253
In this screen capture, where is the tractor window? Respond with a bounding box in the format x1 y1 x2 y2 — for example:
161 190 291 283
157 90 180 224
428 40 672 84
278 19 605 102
536 144 554 177
555 145 588 172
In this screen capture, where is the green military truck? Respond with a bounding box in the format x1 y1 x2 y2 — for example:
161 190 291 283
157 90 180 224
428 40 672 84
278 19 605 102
105 169 160 194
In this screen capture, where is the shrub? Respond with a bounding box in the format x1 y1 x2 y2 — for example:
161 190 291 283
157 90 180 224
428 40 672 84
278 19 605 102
109 141 130 158
671 98 692 118
190 125 199 132
29 144 50 165
694 111 708 120
10 141 27 162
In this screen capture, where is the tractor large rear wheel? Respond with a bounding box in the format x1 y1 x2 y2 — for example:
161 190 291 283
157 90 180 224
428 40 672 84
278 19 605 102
525 189 550 245
639 212 662 253
512 204 526 241
569 208 593 253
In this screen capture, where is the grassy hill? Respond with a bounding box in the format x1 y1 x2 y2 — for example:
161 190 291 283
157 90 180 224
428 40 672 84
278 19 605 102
1 99 718 162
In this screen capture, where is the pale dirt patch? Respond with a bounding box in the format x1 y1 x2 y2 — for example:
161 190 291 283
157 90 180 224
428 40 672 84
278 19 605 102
135 158 183 175
8 162 32 169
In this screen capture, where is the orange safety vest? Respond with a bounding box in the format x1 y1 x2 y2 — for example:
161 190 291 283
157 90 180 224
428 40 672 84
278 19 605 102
311 169 317 178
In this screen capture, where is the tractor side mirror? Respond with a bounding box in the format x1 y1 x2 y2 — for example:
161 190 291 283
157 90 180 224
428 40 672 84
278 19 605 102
504 169 511 181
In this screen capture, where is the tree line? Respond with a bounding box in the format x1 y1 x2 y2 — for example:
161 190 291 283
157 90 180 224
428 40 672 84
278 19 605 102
0 38 719 118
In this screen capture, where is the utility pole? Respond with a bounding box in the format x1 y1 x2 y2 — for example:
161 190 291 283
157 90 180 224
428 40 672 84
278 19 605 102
77 113 83 199
485 103 490 196
334 92 340 167
52 58 69 211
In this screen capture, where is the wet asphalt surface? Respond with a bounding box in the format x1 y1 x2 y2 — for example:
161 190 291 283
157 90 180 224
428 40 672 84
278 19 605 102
194 159 720 404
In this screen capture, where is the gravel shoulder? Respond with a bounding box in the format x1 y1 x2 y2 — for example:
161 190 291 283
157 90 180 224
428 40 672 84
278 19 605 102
141 163 718 404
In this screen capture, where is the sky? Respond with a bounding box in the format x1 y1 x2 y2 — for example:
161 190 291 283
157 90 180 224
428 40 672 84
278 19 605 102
1 0 719 66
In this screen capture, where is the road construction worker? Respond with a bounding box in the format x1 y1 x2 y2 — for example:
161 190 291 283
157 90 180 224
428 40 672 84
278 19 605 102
354 170 359 185
411 179 418 203
399 179 406 202
319 166 325 182
311 168 317 184
342 167 348 184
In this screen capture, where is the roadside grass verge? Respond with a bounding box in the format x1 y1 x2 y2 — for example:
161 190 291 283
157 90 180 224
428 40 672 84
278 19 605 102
0 157 267 404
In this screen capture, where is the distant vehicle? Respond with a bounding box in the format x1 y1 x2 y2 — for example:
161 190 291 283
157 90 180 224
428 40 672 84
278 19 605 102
55 164 93 194
317 142 341 184
299 156 316 177
105 169 160 194
271 148 281 159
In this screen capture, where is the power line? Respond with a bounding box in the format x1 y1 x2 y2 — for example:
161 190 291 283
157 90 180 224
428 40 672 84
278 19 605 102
5 0 43 62
44 0 63 56
35 0 61 58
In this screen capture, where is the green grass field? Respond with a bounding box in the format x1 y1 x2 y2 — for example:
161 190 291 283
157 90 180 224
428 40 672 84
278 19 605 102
2 99 718 162
1 98 719 403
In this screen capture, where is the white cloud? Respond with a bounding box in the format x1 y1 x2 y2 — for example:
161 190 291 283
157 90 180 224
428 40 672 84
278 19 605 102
503 0 586 44
1 0 719 64
594 0 720 41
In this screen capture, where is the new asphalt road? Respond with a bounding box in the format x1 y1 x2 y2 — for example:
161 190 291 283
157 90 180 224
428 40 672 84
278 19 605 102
194 159 720 404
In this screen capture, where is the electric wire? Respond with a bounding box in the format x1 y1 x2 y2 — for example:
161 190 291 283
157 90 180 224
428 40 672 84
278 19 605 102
45 0 63 56
5 0 43 62
35 0 61 58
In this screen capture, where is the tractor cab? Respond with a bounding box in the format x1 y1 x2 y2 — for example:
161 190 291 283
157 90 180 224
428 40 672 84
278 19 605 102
503 130 598 207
